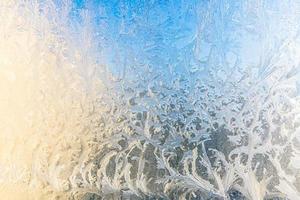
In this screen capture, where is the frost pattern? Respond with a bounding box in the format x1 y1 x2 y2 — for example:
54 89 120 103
1 0 300 200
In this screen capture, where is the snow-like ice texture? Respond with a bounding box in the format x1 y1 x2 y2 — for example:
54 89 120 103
2 0 300 199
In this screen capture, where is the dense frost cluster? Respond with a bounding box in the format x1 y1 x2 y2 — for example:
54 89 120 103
2 0 300 199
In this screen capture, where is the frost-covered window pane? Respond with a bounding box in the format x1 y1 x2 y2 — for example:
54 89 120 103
1 0 300 199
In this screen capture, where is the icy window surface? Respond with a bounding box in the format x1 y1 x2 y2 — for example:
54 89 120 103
1 0 300 199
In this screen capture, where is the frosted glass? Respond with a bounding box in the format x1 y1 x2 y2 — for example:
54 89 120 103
1 0 300 199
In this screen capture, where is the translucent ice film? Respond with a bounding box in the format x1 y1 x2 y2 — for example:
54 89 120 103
1 0 300 199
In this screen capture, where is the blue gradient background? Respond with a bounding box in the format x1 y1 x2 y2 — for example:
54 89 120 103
66 0 300 85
